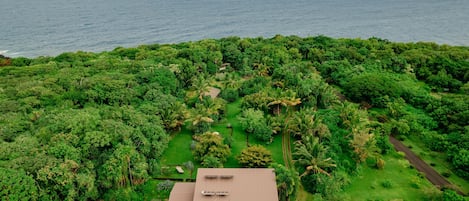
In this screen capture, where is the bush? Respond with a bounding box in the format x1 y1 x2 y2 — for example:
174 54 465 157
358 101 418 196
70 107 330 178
442 189 465 201
376 158 385 169
160 166 171 176
410 180 420 189
381 180 393 188
396 151 406 158
442 172 452 178
157 180 174 192
417 172 426 179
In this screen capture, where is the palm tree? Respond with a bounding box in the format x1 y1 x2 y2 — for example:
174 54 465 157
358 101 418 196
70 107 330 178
223 72 242 89
201 97 226 121
160 101 187 131
349 127 379 164
293 135 336 177
339 102 368 131
287 109 330 141
187 75 215 101
267 89 301 116
187 103 214 134
318 84 341 109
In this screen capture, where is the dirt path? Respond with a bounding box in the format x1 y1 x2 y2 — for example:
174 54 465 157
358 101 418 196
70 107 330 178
389 136 463 194
282 132 293 169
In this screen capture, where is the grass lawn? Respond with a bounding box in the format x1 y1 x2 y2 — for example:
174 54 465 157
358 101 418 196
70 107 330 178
401 135 469 194
158 99 285 177
338 152 438 201
158 127 197 180
297 186 316 201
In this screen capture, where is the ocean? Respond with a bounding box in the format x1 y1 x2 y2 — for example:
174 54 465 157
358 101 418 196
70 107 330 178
1 0 469 58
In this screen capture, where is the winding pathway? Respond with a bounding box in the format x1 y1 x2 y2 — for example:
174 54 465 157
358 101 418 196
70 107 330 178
389 136 464 194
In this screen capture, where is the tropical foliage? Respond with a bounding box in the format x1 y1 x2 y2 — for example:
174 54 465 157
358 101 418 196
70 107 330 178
1 35 468 199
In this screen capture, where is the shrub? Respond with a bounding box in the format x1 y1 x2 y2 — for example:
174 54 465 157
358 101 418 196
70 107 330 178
381 180 393 188
160 166 171 176
417 172 426 179
396 151 406 158
442 189 465 201
157 180 174 192
410 181 420 189
376 158 385 169
224 136 233 148
442 172 452 178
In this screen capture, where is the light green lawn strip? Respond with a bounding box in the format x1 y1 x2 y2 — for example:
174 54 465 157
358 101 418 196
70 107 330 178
339 153 436 201
297 186 316 201
158 127 196 179
401 136 469 194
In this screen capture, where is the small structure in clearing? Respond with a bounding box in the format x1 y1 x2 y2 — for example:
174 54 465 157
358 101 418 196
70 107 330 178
176 166 184 174
204 87 221 99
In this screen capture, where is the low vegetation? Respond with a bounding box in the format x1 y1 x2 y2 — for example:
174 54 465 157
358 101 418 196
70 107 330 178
1 35 468 200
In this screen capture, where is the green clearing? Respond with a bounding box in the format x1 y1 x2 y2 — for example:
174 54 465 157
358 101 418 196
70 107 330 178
158 127 197 180
401 136 469 194
339 152 438 201
159 100 284 171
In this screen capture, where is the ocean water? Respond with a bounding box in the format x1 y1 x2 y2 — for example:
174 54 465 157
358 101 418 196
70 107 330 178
1 0 469 58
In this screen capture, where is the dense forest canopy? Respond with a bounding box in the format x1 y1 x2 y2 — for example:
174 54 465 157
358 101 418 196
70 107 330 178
0 35 468 200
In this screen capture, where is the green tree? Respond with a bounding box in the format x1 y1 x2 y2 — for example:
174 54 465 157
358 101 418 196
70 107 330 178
288 108 331 140
293 136 336 177
349 127 379 164
238 108 273 143
451 149 469 179
343 73 403 107
201 155 223 168
193 132 231 166
267 90 301 116
270 163 299 201
187 103 215 134
187 75 214 101
99 144 149 188
0 167 38 201
36 160 98 201
237 145 273 168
